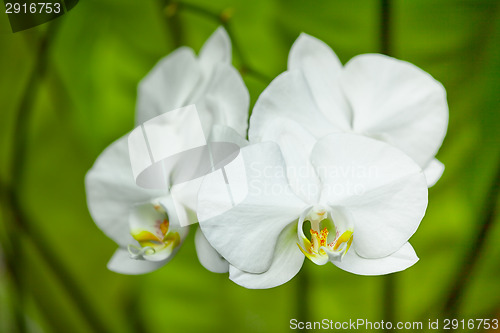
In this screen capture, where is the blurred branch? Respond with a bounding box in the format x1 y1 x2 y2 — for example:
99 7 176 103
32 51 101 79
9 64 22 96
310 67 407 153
443 157 500 319
2 20 111 333
3 20 61 333
6 191 112 333
10 29 53 188
161 0 184 48
380 0 391 56
296 263 310 333
0 182 25 333
383 274 395 326
124 287 150 333
164 0 272 83
380 1 395 331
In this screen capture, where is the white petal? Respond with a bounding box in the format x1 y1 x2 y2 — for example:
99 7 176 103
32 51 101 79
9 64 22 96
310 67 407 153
169 178 204 217
197 63 249 138
107 248 169 275
85 135 165 247
311 133 428 259
195 227 229 273
342 54 448 167
423 158 445 187
135 47 202 125
209 124 249 148
258 118 321 204
288 33 342 72
198 142 307 273
333 242 419 275
249 70 336 143
199 27 231 70
135 27 248 135
168 125 248 218
229 222 304 289
288 33 351 130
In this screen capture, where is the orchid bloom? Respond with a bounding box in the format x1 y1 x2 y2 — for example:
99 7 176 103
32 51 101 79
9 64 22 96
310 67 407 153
85 27 248 274
250 33 448 187
197 120 428 289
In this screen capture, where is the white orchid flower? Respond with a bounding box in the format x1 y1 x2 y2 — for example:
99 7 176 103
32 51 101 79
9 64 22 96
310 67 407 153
85 27 249 274
136 27 248 137
197 120 428 289
250 33 448 187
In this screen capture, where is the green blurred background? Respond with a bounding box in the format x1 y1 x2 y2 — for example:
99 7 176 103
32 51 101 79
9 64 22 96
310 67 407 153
1 0 499 332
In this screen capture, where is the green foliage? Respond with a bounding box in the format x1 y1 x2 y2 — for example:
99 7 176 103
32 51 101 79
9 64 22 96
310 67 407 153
0 0 499 332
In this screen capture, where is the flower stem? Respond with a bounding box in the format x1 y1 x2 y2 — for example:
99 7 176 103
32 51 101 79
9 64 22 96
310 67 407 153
379 1 396 331
383 274 396 327
171 0 272 83
0 183 25 333
2 20 59 333
380 0 392 56
296 263 310 333
8 192 112 333
443 157 500 319
2 20 112 333
161 0 184 48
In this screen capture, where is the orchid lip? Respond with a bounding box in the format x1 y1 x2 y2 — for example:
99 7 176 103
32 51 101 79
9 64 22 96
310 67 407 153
297 205 354 265
127 200 181 261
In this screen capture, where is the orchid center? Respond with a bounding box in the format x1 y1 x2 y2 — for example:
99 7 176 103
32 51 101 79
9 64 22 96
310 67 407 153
127 201 181 261
297 206 354 265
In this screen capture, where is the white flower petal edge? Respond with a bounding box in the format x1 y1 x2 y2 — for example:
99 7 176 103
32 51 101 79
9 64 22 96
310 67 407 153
181 125 248 272
85 135 191 273
198 132 427 287
136 47 200 125
197 142 308 274
85 135 164 248
199 26 231 72
135 27 249 138
333 242 419 275
229 222 305 289
312 133 428 259
197 63 249 137
288 33 342 74
288 33 351 131
249 70 336 143
195 227 229 273
108 248 175 275
88 130 241 274
252 33 448 187
87 27 250 274
136 27 232 124
341 53 448 169
423 158 445 187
